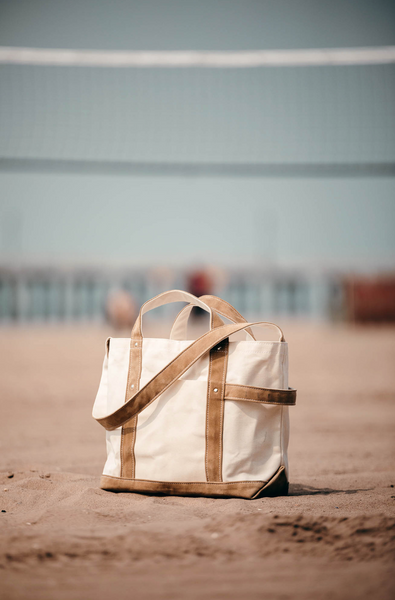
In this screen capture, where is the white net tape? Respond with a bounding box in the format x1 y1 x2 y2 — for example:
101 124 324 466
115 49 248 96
1 46 395 67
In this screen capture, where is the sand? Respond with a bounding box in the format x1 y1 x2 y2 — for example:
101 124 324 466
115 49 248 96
0 321 394 599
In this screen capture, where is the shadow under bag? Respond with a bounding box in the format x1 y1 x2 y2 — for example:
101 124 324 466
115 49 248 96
93 290 297 499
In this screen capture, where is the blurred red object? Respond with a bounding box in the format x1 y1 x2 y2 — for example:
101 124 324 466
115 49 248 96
346 276 395 323
187 269 213 298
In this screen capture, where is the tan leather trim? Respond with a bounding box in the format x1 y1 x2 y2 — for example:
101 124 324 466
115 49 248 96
100 466 288 498
205 338 229 482
95 320 286 431
120 337 142 478
224 384 296 406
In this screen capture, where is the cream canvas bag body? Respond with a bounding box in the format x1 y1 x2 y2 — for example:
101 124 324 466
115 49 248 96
93 290 297 499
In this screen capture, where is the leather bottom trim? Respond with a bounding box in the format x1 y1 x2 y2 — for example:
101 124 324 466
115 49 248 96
100 466 288 499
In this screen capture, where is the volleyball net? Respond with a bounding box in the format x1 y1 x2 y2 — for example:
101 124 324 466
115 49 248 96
0 46 394 176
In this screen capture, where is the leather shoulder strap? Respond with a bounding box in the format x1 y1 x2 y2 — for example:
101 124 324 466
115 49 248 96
93 321 288 431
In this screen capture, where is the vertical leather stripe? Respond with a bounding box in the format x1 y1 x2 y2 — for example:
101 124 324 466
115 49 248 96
205 338 229 482
121 338 142 478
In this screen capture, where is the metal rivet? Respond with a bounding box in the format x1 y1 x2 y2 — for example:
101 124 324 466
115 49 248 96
213 388 218 393
134 342 138 347
130 384 135 389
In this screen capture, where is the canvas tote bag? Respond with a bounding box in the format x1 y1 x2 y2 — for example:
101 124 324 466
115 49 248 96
93 290 297 499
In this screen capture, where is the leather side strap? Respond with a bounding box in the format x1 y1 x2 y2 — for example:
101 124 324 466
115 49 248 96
120 337 142 478
224 384 296 406
205 338 229 482
93 320 287 431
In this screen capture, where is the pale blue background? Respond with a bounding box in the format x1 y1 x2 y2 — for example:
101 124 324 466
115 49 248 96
0 0 394 269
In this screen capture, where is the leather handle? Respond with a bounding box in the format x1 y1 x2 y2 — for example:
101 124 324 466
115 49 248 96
130 289 218 340
93 320 286 431
170 295 256 341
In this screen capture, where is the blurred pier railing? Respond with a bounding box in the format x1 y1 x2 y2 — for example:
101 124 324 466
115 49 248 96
0 265 347 324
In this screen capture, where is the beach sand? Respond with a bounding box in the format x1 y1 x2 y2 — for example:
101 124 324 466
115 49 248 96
0 321 394 599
